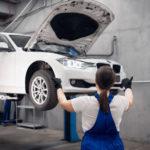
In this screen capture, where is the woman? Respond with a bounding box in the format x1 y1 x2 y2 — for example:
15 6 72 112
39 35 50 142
53 66 133 150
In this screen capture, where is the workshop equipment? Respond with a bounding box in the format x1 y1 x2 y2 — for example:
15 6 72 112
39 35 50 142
16 97 45 129
0 95 19 126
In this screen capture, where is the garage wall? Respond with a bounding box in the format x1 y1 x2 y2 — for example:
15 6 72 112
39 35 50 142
1 0 150 142
91 0 150 143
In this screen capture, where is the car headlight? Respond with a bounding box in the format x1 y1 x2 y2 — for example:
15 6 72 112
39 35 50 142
57 58 96 69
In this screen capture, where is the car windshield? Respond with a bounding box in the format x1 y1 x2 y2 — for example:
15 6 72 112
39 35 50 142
32 41 78 56
9 35 30 48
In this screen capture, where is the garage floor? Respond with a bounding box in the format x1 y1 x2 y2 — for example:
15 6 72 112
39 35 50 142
0 126 149 150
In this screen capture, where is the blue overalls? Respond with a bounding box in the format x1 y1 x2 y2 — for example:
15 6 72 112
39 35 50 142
81 93 124 150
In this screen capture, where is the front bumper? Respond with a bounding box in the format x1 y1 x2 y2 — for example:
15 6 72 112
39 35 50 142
55 64 125 94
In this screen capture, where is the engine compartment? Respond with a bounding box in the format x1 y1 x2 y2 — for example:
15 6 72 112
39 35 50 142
50 13 99 41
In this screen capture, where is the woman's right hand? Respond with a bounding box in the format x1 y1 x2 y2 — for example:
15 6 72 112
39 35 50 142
121 77 134 111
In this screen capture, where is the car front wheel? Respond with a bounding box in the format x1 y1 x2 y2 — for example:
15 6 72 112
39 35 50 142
29 70 58 111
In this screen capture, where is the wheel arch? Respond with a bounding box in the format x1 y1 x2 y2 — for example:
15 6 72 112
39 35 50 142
25 61 55 93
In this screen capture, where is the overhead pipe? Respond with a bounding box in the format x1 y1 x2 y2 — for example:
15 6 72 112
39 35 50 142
132 80 150 83
3 0 34 32
86 35 117 57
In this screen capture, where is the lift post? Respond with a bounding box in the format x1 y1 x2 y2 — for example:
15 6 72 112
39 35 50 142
64 96 80 142
63 49 80 142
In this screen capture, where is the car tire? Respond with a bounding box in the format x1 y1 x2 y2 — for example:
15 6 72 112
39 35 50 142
29 70 58 111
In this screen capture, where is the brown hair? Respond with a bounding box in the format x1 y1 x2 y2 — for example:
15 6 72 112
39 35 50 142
96 66 115 114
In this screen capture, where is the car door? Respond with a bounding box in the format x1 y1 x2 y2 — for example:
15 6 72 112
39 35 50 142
0 34 16 93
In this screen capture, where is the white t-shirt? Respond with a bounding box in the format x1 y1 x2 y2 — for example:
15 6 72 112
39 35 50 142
72 95 129 132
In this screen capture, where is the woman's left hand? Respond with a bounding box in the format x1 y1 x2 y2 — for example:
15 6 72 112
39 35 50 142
52 77 62 89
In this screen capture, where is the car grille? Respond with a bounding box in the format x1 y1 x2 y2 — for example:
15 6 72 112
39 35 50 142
97 63 110 68
70 79 95 88
96 63 121 82
113 64 121 73
115 75 120 82
70 79 121 88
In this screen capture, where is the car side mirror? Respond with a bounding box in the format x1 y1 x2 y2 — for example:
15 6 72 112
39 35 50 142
0 42 9 51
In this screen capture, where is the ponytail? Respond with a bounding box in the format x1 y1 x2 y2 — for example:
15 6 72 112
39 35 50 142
96 66 115 114
99 89 108 114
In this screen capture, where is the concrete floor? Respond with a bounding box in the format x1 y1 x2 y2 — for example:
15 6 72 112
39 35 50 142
0 125 149 150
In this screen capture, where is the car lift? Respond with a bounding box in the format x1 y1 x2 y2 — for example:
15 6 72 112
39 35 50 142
0 95 21 126
0 94 80 141
64 96 80 142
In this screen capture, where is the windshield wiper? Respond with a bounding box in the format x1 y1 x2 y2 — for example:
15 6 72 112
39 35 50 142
29 42 78 57
30 48 45 52
40 41 78 56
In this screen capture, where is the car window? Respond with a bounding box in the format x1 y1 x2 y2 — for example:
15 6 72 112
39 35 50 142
9 35 30 48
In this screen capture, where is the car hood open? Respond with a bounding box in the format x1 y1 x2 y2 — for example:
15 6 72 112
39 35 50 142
25 0 114 55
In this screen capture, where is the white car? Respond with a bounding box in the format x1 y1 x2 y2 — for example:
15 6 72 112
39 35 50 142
0 0 126 110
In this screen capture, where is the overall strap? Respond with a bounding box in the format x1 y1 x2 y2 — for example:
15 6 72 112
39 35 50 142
94 93 114 104
81 93 123 150
85 92 118 135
